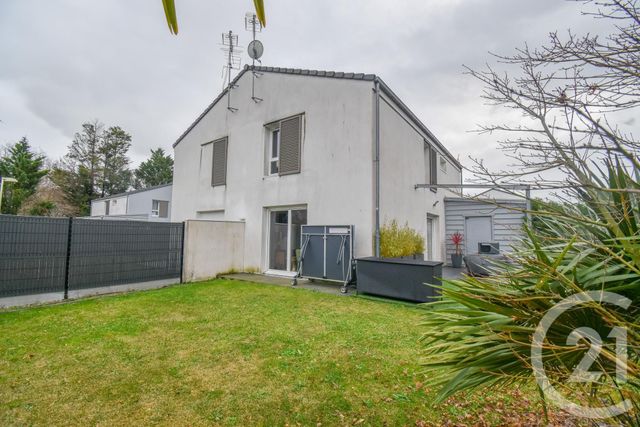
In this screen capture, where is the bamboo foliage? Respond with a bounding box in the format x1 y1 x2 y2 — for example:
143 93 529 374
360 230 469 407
379 220 425 258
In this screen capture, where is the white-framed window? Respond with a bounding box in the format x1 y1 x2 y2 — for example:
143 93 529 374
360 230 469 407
269 128 280 175
424 142 438 193
264 114 303 176
104 200 110 215
151 200 169 218
440 156 447 172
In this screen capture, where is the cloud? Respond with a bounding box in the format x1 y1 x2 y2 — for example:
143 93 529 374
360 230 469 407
0 0 630 176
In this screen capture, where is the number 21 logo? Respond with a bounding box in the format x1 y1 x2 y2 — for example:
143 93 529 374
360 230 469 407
531 291 632 419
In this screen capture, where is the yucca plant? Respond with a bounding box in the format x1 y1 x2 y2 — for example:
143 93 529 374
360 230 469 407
421 162 640 420
451 232 463 255
421 0 640 422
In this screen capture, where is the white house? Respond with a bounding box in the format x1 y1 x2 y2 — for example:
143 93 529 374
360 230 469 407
171 66 463 275
90 184 172 221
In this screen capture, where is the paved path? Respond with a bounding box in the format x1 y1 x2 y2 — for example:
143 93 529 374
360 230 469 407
220 273 351 296
442 266 466 280
221 268 465 299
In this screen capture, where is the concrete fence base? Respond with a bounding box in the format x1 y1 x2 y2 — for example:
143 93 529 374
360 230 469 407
0 219 246 309
0 292 65 309
67 278 179 299
0 278 180 309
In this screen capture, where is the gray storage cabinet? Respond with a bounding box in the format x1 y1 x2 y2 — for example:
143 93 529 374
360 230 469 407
296 225 354 291
356 257 442 302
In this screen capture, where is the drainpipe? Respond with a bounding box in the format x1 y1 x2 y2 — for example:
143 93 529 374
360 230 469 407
374 79 381 257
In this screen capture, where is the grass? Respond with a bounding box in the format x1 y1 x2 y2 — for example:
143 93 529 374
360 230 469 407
0 279 546 426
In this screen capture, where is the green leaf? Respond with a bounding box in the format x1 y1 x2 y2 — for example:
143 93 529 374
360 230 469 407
162 0 178 34
253 0 266 26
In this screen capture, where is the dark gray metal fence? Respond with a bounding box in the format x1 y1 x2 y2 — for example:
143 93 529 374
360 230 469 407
0 215 183 298
68 219 183 290
0 216 69 297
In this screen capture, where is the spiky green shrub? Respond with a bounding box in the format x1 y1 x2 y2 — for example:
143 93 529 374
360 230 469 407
420 161 640 421
379 219 425 258
420 1 640 421
28 200 55 216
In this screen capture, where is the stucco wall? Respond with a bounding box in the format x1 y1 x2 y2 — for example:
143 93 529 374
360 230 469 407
172 70 463 269
182 220 245 282
90 196 127 216
172 72 375 271
90 186 172 221
378 95 462 262
126 185 172 222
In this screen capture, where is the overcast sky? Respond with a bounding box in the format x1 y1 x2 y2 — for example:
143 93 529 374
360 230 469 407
0 0 620 175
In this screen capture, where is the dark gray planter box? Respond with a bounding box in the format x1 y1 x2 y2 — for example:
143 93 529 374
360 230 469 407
356 257 443 302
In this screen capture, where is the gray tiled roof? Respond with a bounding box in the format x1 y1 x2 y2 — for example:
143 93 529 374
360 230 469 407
252 66 376 81
172 65 461 169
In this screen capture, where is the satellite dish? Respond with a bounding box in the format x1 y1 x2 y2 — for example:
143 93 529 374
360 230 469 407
248 40 264 60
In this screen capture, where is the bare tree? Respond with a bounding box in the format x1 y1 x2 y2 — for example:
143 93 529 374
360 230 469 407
420 2 640 419
466 0 639 202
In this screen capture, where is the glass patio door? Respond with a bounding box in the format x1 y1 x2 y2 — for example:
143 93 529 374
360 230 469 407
268 208 307 272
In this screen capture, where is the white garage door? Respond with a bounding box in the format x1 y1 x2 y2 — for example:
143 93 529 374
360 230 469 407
465 216 492 254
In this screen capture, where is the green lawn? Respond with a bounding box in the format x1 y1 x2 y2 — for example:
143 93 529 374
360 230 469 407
0 279 545 426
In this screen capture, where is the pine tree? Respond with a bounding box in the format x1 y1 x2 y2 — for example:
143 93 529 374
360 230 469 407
98 126 132 196
134 148 173 189
0 137 48 214
67 120 103 198
50 161 93 216
56 121 134 214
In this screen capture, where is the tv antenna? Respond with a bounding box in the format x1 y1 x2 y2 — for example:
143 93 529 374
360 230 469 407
221 30 242 112
245 12 264 102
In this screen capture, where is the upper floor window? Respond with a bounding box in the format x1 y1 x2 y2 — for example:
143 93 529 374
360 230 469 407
430 146 438 187
265 114 303 176
211 137 228 187
440 156 447 173
151 200 169 218
269 129 280 175
424 141 438 192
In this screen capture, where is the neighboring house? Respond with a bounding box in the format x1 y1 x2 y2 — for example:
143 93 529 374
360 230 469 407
90 184 172 222
171 65 463 275
18 175 79 217
445 189 527 259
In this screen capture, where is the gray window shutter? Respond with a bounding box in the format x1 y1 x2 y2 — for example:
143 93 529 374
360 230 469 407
278 115 302 175
159 201 169 218
212 137 228 187
430 146 438 185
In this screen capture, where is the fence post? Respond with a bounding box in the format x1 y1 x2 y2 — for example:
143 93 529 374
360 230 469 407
63 217 73 299
179 221 186 284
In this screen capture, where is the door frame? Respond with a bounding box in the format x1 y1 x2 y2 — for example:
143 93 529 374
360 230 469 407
426 213 439 261
263 204 307 276
463 215 493 255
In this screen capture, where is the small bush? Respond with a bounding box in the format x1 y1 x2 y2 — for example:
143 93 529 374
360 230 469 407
28 201 55 216
379 220 425 258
